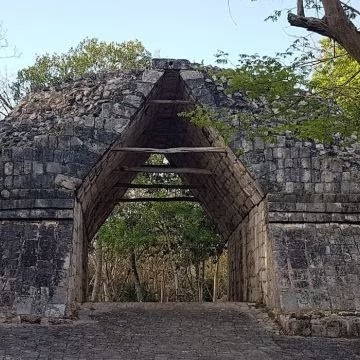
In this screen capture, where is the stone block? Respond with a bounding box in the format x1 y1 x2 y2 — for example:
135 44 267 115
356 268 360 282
136 82 154 97
4 162 13 176
288 318 311 336
55 174 82 190
141 69 163 83
46 162 63 174
325 318 349 337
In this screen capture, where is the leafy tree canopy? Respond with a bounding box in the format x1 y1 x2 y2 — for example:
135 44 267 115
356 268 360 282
12 38 151 100
202 45 360 145
311 39 360 124
98 155 221 267
99 203 156 255
181 43 358 145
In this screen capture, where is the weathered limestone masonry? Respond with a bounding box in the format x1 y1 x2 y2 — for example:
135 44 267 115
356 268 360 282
0 58 360 336
231 133 360 336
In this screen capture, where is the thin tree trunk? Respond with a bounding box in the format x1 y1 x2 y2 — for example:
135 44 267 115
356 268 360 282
171 263 179 302
129 251 144 302
160 269 165 303
174 270 179 302
185 266 196 301
91 238 102 302
199 259 205 302
195 261 204 302
103 282 110 301
153 269 158 295
104 258 111 301
195 262 200 302
213 257 220 302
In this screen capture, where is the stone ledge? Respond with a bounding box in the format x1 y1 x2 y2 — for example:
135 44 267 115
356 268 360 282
269 201 360 213
0 313 74 325
276 311 360 337
0 208 74 219
268 193 360 203
269 211 360 223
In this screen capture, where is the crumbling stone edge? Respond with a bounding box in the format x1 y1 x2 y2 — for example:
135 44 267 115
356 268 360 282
0 314 74 325
273 309 360 337
0 306 78 326
248 303 360 337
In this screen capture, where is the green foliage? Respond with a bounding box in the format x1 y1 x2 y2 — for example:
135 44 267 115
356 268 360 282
214 50 229 65
99 203 156 255
224 54 300 102
98 154 221 274
12 38 151 99
179 105 235 144
214 51 360 144
143 201 221 265
99 200 220 265
311 39 360 129
95 186 222 303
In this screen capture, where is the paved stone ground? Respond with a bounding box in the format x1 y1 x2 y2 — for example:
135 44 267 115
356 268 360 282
0 303 360 360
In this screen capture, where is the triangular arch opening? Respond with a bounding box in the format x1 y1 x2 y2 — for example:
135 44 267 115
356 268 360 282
69 69 268 309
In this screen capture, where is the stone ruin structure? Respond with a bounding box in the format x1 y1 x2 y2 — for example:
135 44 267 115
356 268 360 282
1 58 360 336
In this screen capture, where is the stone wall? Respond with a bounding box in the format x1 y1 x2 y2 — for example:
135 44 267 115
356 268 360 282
231 133 360 314
1 59 360 332
0 219 72 317
270 223 360 312
227 200 278 308
0 68 162 315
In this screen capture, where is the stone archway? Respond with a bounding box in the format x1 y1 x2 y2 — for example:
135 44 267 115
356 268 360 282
69 67 270 309
1 59 360 330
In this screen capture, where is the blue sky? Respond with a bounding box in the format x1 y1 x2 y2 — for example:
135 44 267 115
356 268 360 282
1 0 308 75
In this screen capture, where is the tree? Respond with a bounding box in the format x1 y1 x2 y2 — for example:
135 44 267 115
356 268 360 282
287 1 360 63
143 200 221 302
254 1 360 63
91 235 103 302
12 38 151 100
88 156 225 303
207 50 360 144
311 39 360 129
98 204 155 302
221 1 360 143
93 200 222 303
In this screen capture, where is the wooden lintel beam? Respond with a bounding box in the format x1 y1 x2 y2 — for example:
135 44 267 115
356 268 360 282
143 133 187 137
115 183 201 190
111 147 226 154
149 100 194 105
120 166 212 175
117 197 199 203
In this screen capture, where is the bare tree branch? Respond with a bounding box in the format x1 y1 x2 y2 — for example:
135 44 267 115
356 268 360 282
339 1 360 17
0 92 13 111
288 13 330 37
